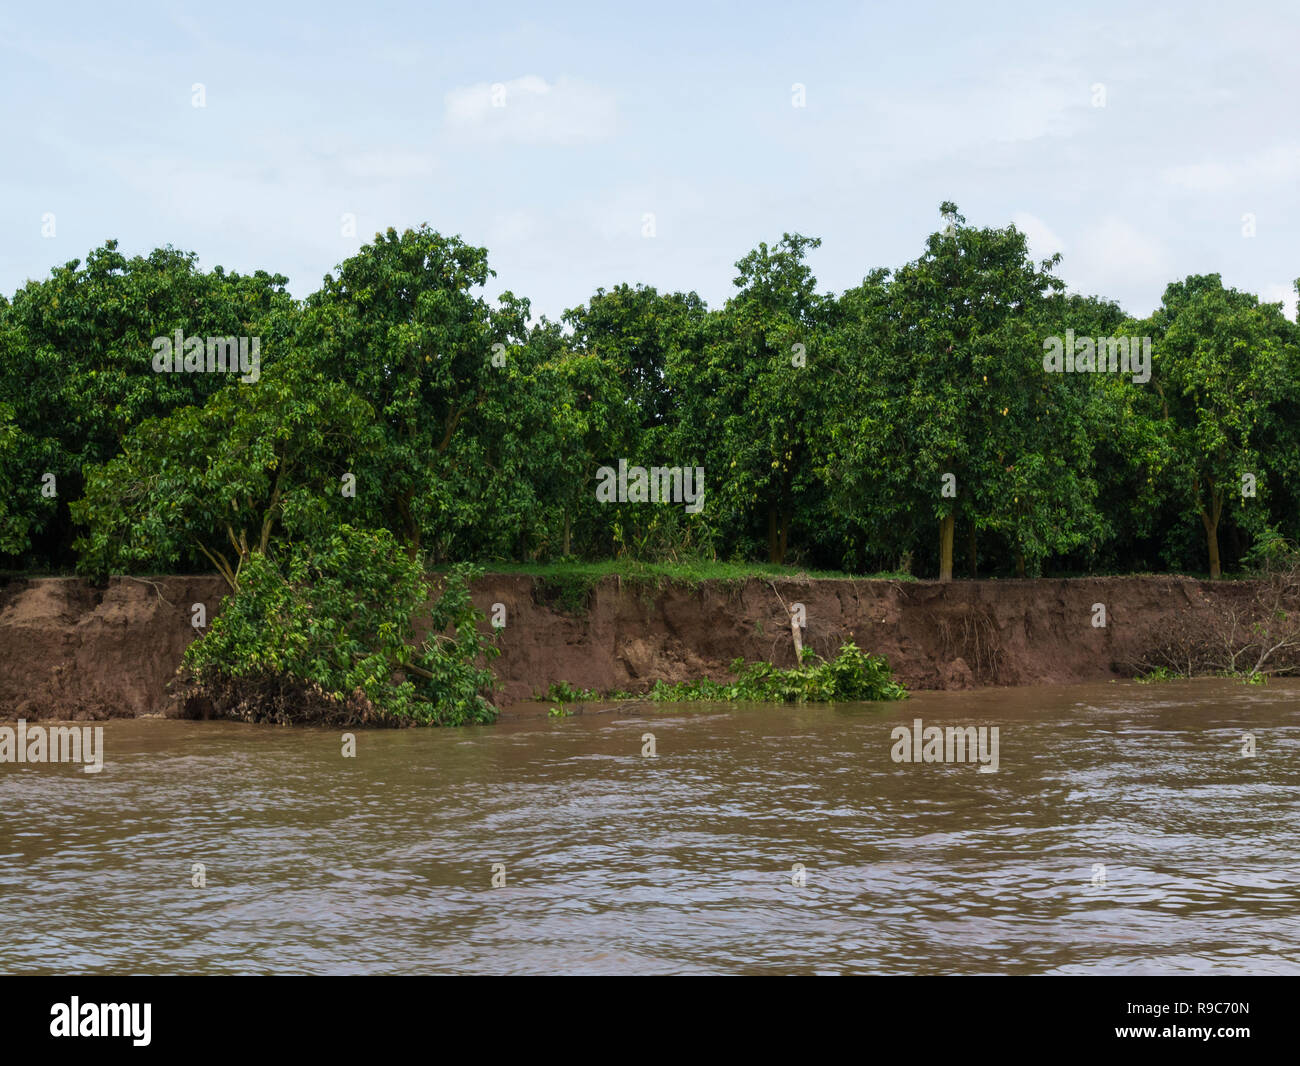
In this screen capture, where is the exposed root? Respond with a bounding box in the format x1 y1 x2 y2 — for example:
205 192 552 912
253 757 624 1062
938 607 1003 682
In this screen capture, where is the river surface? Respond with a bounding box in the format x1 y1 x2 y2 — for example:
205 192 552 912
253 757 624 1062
1 679 1297 974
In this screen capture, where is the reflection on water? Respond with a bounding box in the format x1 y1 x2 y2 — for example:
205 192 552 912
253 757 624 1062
1 679 1297 974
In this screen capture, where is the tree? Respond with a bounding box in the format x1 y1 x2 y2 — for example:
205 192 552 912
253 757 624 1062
563 283 706 433
826 204 1081 579
0 240 296 566
1150 275 1299 578
301 226 529 559
562 285 710 559
73 354 377 589
525 319 636 558
678 234 832 563
0 401 38 557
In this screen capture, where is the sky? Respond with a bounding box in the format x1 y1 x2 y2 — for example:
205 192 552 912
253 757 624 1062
2 0 1297 322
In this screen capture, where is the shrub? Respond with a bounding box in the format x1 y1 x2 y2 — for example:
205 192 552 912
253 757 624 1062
180 526 498 725
647 643 907 703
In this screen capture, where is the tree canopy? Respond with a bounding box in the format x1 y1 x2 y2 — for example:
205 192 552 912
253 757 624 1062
4 211 1299 585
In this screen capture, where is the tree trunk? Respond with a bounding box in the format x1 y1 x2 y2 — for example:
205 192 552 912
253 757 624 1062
767 506 781 563
1196 479 1224 579
939 514 955 582
562 510 571 557
778 509 791 564
968 521 977 578
1201 510 1222 579
1015 552 1026 578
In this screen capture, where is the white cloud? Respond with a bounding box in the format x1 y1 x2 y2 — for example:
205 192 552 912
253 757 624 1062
1070 218 1174 311
339 151 438 182
487 209 539 247
444 75 616 145
1260 282 1298 322
1011 211 1066 261
1164 142 1300 192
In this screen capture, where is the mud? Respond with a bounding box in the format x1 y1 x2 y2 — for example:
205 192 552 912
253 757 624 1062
0 573 1261 718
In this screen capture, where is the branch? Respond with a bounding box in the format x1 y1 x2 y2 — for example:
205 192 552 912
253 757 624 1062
352 650 436 680
195 540 238 592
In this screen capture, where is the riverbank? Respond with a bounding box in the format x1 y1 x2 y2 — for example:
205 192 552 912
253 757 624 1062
0 572 1261 720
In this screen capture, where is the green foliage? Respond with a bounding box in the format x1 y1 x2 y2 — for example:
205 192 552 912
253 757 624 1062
0 240 295 567
556 284 711 561
1147 275 1299 577
301 225 534 562
646 643 907 703
72 355 377 585
666 234 832 564
7 213 1300 587
543 681 603 702
0 401 42 556
1135 666 1179 684
181 527 498 725
822 205 1104 578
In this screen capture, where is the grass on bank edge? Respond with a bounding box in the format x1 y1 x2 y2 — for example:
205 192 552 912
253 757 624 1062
476 558 914 583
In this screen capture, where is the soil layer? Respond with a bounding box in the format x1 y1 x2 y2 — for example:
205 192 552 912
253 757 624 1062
0 573 1256 719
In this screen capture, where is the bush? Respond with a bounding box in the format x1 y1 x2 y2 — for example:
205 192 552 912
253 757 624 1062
647 643 907 702
180 526 498 725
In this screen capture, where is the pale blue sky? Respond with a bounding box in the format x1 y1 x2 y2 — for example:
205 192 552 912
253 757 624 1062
3 0 1297 320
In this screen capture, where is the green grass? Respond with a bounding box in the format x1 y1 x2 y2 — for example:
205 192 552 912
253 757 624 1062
479 558 913 584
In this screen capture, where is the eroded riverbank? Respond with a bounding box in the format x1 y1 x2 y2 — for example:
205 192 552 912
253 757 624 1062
0 573 1263 719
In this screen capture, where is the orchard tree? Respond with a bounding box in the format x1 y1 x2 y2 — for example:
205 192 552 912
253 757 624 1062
1150 275 1300 578
0 240 296 565
73 354 377 589
302 226 529 558
562 283 707 434
525 319 640 558
562 284 710 558
825 204 1093 579
682 234 833 563
0 306 59 561
0 402 40 557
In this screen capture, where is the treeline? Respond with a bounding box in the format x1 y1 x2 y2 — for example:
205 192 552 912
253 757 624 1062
2 202 1299 584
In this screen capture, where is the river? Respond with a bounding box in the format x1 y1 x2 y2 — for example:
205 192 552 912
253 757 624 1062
1 679 1297 974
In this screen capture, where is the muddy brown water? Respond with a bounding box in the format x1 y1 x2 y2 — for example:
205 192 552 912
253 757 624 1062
1 679 1297 974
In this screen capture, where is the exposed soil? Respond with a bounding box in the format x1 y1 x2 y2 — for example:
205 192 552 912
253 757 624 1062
0 572 1262 720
